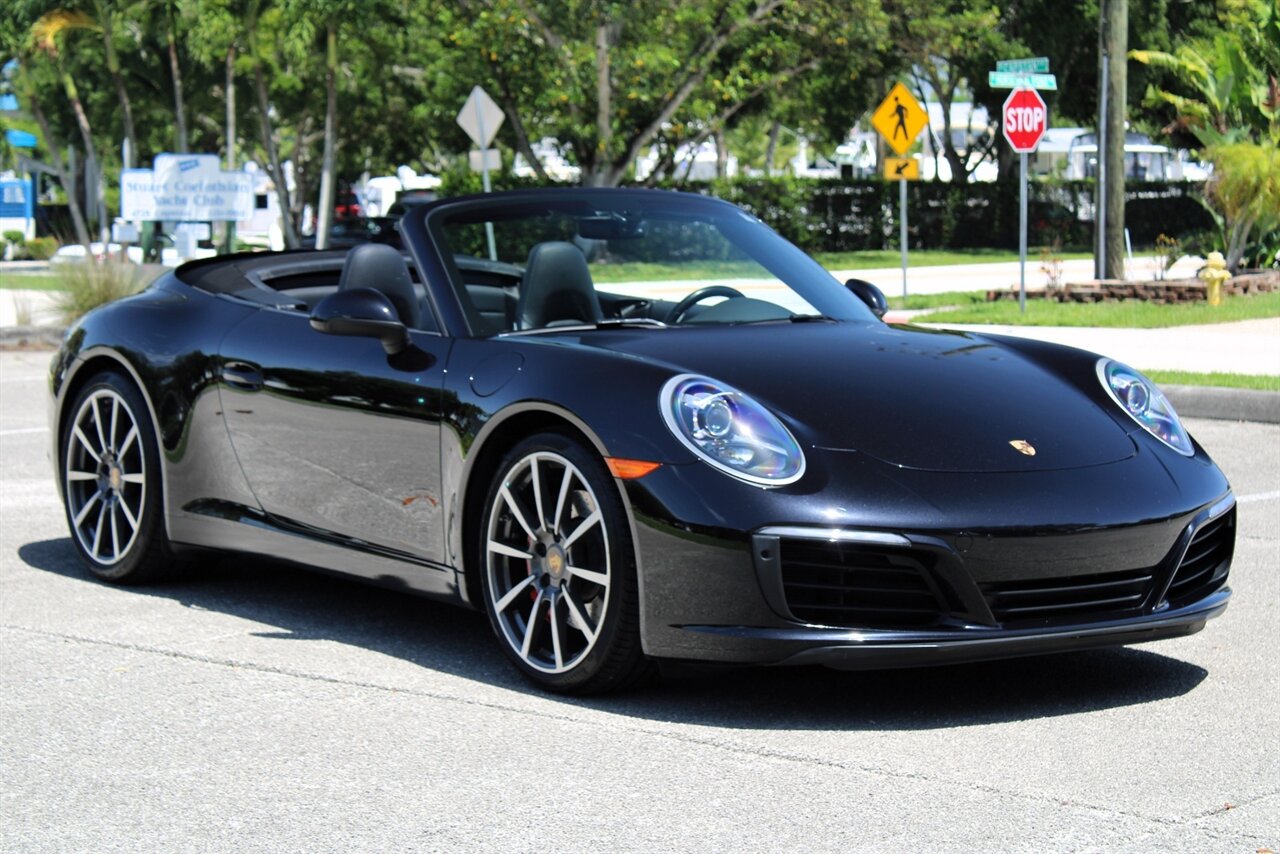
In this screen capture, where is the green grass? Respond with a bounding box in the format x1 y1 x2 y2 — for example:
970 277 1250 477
916 289 1280 328
1143 370 1280 391
589 249 1093 284
885 289 987 310
0 272 63 291
814 248 1092 270
590 260 764 283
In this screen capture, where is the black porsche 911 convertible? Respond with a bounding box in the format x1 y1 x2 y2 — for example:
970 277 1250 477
48 188 1234 694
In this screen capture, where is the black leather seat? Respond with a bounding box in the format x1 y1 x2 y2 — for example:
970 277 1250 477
337 243 422 329
517 242 602 329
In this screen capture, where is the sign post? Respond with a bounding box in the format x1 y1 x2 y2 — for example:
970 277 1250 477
456 85 505 261
871 82 927 299
1001 87 1049 314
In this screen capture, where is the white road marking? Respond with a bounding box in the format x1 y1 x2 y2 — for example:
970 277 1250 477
1238 490 1280 504
0 427 49 436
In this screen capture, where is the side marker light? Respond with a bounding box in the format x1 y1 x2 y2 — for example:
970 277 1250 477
605 458 662 479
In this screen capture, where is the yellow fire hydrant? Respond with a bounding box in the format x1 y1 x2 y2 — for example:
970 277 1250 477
1200 251 1230 306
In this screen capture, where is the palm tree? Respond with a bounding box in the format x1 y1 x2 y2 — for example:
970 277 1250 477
1130 32 1268 147
30 9 108 242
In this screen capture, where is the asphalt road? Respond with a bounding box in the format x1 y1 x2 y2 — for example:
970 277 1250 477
2 349 1277 853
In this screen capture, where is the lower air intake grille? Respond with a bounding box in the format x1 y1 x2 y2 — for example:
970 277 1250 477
778 539 945 629
1166 507 1234 607
982 567 1154 626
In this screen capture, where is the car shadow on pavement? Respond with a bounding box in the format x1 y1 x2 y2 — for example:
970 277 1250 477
18 537 1209 731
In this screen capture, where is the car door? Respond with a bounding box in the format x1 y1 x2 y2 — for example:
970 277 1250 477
218 306 452 567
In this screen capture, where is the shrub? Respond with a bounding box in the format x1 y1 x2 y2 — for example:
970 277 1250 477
50 259 156 324
24 236 59 260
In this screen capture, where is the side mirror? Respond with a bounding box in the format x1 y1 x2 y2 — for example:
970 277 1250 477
310 288 410 355
846 278 888 319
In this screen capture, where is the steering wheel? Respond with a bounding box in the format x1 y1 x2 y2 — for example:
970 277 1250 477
664 285 746 324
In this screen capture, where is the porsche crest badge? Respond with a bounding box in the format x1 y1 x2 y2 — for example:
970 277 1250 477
1009 439 1036 456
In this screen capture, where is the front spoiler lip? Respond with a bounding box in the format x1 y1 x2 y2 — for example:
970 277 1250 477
677 587 1230 670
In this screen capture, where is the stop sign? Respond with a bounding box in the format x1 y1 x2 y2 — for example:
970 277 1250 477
1002 88 1048 153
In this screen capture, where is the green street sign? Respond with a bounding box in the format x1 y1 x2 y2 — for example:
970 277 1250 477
988 71 1058 90
996 57 1050 73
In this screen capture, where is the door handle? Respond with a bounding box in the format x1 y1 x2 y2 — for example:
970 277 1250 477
221 361 264 391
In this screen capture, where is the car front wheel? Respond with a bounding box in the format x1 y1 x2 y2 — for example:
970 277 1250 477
61 371 172 583
480 431 650 694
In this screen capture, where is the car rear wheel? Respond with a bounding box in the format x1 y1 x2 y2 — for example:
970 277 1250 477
61 371 172 583
480 432 650 694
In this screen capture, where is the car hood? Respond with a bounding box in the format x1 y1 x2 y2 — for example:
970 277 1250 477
570 321 1135 473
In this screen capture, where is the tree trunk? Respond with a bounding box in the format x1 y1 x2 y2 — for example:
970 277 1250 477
501 96 550 181
1226 215 1255 272
252 50 299 248
315 24 338 251
935 85 968 183
167 2 189 152
223 44 238 254
715 132 728 178
24 77 92 247
764 120 781 175
100 7 137 155
1101 0 1127 279
225 45 237 169
592 22 612 188
60 70 106 242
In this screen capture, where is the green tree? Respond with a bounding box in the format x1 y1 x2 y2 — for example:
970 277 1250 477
435 0 885 186
1204 141 1280 269
884 0 1004 183
30 9 107 240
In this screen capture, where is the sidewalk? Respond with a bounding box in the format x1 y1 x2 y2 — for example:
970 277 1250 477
830 255 1204 298
915 317 1280 376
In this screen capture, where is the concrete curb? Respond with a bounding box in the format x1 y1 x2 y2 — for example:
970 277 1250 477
0 325 64 350
1163 384 1280 425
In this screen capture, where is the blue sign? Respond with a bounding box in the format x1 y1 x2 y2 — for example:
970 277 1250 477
0 181 33 219
5 129 37 148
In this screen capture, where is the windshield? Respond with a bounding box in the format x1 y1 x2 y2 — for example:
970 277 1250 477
429 192 875 335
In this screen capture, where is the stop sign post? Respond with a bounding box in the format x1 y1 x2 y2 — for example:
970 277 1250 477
1003 88 1048 312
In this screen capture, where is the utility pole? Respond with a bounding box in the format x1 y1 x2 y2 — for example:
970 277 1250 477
1098 0 1127 280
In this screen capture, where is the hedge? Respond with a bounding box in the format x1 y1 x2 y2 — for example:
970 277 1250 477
667 178 1214 254
439 168 1213 254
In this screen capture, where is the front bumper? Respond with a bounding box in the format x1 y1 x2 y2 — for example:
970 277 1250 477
626 451 1235 666
692 588 1229 670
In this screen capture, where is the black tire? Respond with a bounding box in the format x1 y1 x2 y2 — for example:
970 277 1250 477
478 431 652 694
60 370 173 583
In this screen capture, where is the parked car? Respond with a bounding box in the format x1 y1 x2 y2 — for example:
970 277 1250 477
48 189 1234 694
334 187 363 219
300 216 400 250
385 190 438 219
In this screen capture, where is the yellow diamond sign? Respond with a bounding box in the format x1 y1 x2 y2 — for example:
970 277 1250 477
871 83 928 156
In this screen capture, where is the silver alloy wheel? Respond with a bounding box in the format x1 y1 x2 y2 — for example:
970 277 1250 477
64 389 147 566
486 450 611 674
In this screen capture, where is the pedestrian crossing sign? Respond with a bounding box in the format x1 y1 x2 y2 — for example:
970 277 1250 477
883 156 920 180
871 83 928 156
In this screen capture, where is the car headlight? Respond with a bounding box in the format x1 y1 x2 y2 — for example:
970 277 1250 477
1097 359 1193 456
660 374 805 486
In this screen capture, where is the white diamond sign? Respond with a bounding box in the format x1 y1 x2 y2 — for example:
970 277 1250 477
456 86 505 149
